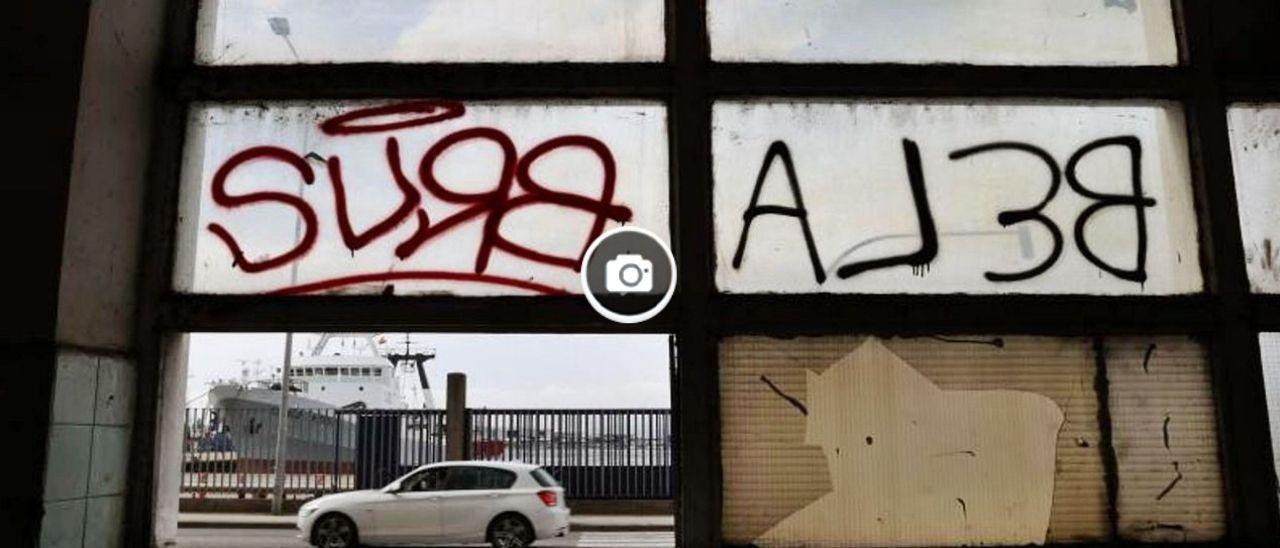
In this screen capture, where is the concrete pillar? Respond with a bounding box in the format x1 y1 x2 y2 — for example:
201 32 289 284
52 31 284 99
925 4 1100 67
152 335 191 546
446 373 468 461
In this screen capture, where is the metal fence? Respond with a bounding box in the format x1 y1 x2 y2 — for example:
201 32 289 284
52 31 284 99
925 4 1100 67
344 409 449 490
468 409 673 499
182 407 361 499
182 407 671 500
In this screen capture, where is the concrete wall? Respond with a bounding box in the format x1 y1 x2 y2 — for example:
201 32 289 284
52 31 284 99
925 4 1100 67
41 0 164 546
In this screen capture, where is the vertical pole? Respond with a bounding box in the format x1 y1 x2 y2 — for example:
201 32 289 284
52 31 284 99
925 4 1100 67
333 411 341 493
269 174 304 515
446 373 467 461
270 333 296 514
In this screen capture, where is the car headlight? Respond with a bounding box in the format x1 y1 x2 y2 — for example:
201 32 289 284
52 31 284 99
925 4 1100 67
299 505 318 518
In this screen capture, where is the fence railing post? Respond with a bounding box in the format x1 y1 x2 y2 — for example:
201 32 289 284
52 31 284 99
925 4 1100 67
446 373 468 461
182 405 670 500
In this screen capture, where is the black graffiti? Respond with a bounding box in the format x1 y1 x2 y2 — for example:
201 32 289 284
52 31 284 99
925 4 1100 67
732 142 826 283
927 335 1005 348
1065 136 1155 283
732 135 1157 285
835 140 938 280
949 142 1063 282
760 375 808 416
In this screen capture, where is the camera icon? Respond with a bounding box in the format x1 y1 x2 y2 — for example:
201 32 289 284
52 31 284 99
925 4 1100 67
605 254 654 293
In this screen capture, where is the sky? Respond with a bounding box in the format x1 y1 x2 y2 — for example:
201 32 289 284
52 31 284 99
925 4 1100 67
199 0 662 64
185 332 672 409
199 0 1168 66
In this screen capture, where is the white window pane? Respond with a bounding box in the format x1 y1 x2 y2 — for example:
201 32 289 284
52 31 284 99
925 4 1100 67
1228 105 1280 293
196 0 665 64
709 0 1177 65
175 101 669 296
713 101 1201 295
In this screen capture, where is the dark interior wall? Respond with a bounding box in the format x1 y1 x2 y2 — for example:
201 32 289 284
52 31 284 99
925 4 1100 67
1 2 92 545
1211 1 1280 76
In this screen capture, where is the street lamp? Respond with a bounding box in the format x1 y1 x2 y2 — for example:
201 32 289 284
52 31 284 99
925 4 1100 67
269 16 305 514
268 16 300 61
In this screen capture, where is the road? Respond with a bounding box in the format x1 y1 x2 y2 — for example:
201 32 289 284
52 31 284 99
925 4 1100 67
177 528 674 547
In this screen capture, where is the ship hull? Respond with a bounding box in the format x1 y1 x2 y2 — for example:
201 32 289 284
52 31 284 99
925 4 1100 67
204 387 355 463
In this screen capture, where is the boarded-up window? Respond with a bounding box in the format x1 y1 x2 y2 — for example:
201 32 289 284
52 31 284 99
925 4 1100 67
713 101 1202 295
196 0 665 64
720 335 1224 546
174 101 669 296
1228 105 1280 293
708 0 1177 65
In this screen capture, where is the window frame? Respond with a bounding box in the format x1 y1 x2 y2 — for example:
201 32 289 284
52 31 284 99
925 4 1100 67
124 1 1280 546
401 466 449 492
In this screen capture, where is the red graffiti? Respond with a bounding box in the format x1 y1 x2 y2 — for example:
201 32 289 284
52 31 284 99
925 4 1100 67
206 101 633 295
501 136 626 271
319 100 466 136
207 146 318 273
326 137 421 251
267 271 569 296
395 127 520 271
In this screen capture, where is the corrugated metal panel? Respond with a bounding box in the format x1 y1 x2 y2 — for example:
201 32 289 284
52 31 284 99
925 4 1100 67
720 335 1110 545
1107 336 1225 542
1258 333 1280 488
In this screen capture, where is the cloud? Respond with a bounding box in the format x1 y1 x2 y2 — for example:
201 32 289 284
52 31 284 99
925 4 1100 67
389 0 662 62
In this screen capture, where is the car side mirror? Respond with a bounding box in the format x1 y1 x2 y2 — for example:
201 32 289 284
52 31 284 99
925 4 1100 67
383 481 402 493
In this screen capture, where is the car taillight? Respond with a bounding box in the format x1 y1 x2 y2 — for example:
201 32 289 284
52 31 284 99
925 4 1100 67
537 490 558 507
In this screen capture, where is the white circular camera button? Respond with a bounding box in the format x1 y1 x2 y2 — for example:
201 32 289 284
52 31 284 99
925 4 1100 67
580 227 676 324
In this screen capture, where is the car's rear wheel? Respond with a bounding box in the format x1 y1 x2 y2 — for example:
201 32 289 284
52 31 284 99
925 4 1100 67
488 513 534 548
311 513 359 548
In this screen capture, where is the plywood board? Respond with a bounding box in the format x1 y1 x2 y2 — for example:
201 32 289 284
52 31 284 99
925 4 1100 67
722 335 1105 545
721 335 1226 546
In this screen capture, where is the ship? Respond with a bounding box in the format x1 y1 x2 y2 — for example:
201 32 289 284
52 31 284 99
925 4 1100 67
198 333 436 464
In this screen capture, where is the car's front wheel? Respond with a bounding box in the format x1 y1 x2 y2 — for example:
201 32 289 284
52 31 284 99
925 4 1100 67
488 513 534 548
311 512 359 548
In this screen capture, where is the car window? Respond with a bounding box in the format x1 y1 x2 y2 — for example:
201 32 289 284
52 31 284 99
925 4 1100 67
531 468 560 488
444 467 484 490
480 468 518 489
439 467 517 490
402 468 448 492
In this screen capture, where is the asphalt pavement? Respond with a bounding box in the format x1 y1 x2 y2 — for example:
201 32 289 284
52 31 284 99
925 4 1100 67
176 527 674 547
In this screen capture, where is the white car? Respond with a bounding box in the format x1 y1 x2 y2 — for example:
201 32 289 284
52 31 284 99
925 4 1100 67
297 461 570 548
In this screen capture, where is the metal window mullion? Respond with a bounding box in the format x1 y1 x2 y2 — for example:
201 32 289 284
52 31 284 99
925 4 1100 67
157 294 677 333
1254 296 1280 331
168 64 1199 103
1178 0 1280 542
1224 78 1280 103
125 0 201 542
712 295 1219 336
708 64 1191 99
670 0 717 544
170 63 673 102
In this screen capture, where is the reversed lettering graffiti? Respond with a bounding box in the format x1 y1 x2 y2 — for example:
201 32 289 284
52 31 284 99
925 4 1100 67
731 135 1156 286
199 101 650 296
